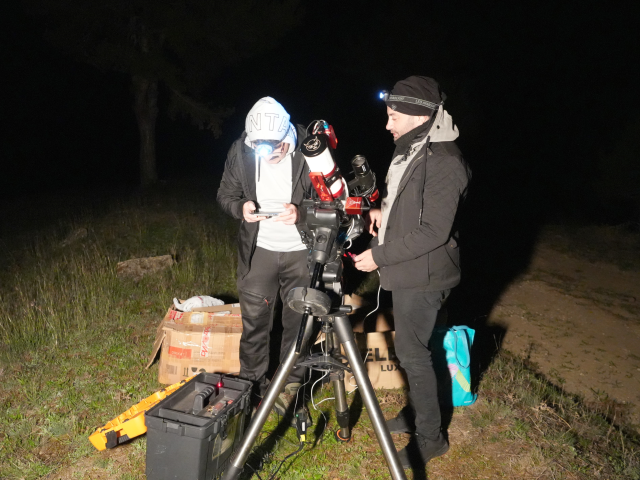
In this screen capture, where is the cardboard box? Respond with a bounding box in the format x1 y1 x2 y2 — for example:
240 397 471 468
313 297 403 391
146 303 243 385
343 331 407 392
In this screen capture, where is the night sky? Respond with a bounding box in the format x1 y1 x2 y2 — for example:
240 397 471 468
1 1 639 225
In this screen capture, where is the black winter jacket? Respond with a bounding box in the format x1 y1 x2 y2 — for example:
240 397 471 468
216 125 312 279
371 140 471 291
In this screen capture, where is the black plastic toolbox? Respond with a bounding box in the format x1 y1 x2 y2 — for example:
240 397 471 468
145 372 252 480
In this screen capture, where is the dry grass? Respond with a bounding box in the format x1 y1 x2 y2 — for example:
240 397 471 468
0 192 237 354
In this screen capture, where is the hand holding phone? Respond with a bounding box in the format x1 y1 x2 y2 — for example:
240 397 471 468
251 211 281 218
271 203 298 225
243 201 267 222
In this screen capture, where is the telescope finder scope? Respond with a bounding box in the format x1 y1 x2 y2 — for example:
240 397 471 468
349 155 379 201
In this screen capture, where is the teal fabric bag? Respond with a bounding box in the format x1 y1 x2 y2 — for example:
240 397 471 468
431 326 477 407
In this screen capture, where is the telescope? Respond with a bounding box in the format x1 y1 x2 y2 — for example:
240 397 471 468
222 120 407 480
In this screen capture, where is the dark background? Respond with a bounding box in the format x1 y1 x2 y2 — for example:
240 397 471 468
3 1 638 220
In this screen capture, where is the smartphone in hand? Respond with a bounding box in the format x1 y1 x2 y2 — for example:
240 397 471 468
251 210 281 218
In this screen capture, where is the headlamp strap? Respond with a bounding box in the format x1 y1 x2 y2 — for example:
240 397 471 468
387 94 441 110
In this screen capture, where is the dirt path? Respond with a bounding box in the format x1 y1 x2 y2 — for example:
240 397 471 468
488 244 640 428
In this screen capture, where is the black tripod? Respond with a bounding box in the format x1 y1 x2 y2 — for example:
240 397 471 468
222 267 407 480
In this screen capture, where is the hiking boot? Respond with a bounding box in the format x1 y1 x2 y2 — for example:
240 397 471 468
273 383 312 427
273 383 302 417
386 405 416 434
397 433 449 468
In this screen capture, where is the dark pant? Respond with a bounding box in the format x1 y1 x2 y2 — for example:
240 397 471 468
392 288 449 441
237 247 310 390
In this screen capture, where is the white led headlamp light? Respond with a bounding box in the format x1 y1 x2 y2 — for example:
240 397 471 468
378 90 442 110
253 139 282 160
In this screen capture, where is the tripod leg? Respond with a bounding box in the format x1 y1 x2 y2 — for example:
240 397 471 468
333 314 407 480
331 371 351 442
221 313 315 480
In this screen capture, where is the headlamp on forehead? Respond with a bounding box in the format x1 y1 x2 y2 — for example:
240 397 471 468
378 89 443 111
255 143 274 158
254 139 282 159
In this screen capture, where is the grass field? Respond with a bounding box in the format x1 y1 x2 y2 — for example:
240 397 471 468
0 184 639 479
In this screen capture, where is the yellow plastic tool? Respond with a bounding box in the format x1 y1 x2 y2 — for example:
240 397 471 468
89 375 195 451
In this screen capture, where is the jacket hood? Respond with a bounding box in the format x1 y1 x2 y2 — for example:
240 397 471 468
245 96 291 142
244 122 297 151
428 105 459 142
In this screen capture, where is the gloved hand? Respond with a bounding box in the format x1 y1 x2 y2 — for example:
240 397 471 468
173 296 225 312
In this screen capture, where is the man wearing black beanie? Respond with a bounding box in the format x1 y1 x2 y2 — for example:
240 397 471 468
355 76 471 468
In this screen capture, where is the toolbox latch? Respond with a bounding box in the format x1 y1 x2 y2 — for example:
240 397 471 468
166 421 183 436
220 417 228 440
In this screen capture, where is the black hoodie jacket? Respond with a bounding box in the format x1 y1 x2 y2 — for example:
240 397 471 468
216 124 312 279
371 110 471 291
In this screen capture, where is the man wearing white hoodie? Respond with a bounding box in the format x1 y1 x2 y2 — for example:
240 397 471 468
217 97 312 418
354 76 471 469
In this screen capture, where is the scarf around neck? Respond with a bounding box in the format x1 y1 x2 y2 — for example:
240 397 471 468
392 119 432 159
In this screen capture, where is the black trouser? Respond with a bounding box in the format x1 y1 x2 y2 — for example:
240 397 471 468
237 247 310 391
392 288 450 441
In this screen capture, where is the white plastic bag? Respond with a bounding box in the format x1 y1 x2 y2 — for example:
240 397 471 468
173 295 224 312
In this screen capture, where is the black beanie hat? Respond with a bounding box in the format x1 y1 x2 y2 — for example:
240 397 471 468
386 76 444 116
